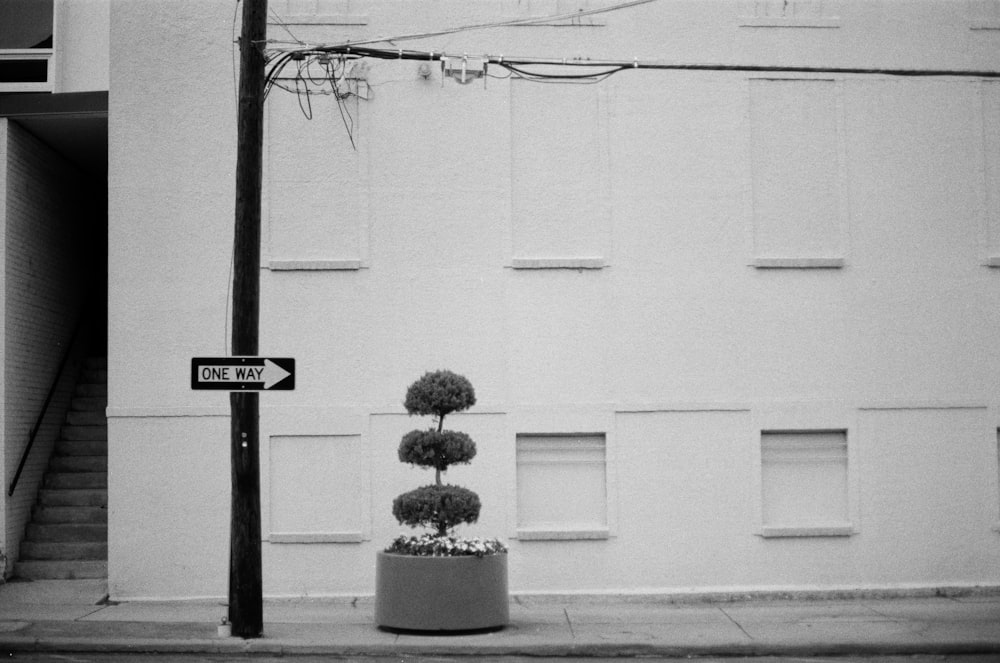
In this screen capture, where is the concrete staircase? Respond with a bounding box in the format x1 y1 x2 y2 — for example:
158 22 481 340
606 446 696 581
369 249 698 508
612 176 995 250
16 357 108 580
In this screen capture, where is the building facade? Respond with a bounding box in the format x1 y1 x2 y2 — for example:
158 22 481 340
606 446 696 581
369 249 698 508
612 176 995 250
5 0 1000 600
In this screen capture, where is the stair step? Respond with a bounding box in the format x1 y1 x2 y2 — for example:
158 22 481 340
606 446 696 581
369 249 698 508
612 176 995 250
15 560 108 580
26 523 107 543
66 410 106 427
32 505 107 524
82 368 108 383
19 353 108 581
49 456 107 473
44 472 107 489
61 425 107 441
38 489 108 507
75 383 107 398
55 439 107 456
71 396 106 412
20 541 108 560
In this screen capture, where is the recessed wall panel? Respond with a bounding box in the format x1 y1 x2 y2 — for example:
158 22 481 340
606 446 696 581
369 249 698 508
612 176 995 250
983 82 1000 261
511 81 608 260
749 79 844 261
266 90 366 263
269 435 365 539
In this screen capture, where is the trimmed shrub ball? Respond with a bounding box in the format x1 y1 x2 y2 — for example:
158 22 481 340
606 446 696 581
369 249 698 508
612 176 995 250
392 484 482 536
404 370 476 419
398 429 476 470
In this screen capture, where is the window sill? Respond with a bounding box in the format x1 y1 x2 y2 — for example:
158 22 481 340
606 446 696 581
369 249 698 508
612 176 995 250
740 18 840 28
753 257 845 269
510 257 605 270
516 528 610 541
268 259 362 271
269 532 364 544
759 525 854 538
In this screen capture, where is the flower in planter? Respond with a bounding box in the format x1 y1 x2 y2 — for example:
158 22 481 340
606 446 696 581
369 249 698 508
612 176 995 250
386 533 507 558
388 370 506 556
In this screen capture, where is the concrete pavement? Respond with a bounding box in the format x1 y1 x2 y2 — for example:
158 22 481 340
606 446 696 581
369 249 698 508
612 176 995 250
0 579 998 658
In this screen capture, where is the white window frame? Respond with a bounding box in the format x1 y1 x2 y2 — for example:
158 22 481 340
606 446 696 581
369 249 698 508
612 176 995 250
0 49 54 93
0 0 54 93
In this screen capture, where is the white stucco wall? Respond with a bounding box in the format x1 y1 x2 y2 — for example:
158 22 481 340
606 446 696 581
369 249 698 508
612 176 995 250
108 0 236 599
108 0 1000 599
54 0 110 93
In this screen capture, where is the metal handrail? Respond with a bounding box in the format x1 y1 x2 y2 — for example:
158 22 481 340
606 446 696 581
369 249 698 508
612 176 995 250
7 314 86 497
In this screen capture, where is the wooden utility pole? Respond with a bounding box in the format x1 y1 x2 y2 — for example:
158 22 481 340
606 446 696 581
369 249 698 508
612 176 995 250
230 0 267 639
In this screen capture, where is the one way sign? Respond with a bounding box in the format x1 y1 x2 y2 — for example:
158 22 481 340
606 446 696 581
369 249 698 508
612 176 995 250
191 357 295 391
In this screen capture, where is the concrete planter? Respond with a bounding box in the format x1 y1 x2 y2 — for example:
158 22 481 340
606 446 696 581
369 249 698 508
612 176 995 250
374 551 509 632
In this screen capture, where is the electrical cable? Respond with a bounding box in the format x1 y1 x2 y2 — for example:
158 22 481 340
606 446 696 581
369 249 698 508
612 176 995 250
332 78 357 150
266 46 1000 92
294 73 313 120
260 10 1000 153
502 62 629 82
268 6 304 46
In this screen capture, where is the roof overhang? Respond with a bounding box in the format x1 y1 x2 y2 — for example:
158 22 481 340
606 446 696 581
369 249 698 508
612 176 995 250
0 91 107 177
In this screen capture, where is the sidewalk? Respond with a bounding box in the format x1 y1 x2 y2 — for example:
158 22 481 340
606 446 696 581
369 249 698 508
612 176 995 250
0 579 998 658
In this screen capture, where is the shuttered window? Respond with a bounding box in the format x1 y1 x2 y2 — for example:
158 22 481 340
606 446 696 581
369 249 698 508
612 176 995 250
760 430 852 537
516 434 608 539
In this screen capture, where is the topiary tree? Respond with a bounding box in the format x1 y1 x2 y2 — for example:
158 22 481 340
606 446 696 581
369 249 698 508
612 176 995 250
391 370 481 537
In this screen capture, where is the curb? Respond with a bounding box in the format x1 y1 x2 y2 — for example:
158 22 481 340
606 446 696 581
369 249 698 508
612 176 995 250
3 635 1000 658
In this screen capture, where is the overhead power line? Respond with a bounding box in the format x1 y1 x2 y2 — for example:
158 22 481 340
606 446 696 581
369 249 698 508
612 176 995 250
265 44 1000 92
260 19 1000 148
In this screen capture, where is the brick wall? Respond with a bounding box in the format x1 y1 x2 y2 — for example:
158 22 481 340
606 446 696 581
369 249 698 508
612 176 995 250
1 118 85 576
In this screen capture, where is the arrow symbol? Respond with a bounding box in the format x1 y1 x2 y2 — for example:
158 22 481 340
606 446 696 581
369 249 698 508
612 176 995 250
262 359 291 389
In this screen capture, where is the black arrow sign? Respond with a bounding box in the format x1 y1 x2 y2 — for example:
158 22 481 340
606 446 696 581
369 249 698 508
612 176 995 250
191 357 295 391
